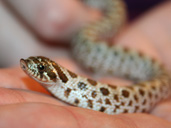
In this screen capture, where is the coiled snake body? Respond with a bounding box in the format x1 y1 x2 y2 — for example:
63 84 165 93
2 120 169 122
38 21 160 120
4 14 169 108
20 0 171 114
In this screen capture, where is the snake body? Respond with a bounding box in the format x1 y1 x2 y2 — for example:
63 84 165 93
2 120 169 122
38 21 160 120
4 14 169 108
20 0 171 114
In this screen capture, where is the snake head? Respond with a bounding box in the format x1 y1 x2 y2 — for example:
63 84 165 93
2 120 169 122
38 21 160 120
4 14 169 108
20 56 58 84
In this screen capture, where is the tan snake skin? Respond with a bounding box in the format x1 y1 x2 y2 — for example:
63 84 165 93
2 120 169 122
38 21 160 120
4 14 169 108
20 0 171 114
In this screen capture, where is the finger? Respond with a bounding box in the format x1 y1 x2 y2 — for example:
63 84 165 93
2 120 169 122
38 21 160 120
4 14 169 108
1 1 77 67
0 87 66 106
151 99 171 121
5 0 101 40
0 84 171 121
116 1 171 70
0 67 47 93
0 103 170 128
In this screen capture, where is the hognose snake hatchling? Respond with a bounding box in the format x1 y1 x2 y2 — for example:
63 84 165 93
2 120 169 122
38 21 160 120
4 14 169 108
20 0 171 114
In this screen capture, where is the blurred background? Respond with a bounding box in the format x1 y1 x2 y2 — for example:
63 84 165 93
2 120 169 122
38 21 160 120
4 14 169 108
0 0 168 68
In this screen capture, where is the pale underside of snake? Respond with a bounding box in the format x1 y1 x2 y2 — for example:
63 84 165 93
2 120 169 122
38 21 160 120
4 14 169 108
20 0 171 114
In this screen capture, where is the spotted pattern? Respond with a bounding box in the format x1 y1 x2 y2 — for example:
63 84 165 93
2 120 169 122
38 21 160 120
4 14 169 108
20 0 171 115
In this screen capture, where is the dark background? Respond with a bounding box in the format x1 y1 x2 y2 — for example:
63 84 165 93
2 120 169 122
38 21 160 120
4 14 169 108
125 0 167 19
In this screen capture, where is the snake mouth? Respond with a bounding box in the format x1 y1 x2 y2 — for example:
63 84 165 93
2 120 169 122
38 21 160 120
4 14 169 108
20 58 28 71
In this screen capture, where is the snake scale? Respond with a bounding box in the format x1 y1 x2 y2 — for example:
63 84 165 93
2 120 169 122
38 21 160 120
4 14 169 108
20 0 171 114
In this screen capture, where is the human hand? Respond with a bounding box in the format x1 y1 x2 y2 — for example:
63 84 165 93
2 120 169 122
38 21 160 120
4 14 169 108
0 0 171 127
0 59 170 128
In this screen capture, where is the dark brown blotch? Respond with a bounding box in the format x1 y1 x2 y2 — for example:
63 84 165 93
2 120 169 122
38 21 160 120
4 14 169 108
99 107 106 112
115 105 120 109
151 85 156 90
148 92 152 99
29 57 40 63
87 79 97 86
134 106 140 112
53 63 68 83
74 99 80 104
142 108 147 113
47 71 57 82
114 94 119 102
87 100 93 108
121 102 125 106
64 88 71 98
91 91 97 98
122 90 130 98
128 100 133 106
123 109 128 113
82 95 88 99
105 98 111 105
139 89 145 96
78 82 87 91
142 99 147 105
134 95 139 102
108 84 117 89
68 70 77 78
127 86 134 90
39 72 43 79
100 87 110 96
37 56 50 61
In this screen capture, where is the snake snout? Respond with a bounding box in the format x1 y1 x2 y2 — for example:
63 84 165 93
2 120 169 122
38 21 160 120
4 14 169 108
20 58 28 71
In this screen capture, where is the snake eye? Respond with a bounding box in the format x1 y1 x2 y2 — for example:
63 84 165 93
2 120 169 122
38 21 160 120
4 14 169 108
38 64 45 71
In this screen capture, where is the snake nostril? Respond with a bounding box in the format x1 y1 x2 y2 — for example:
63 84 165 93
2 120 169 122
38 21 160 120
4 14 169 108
22 64 26 70
20 59 28 70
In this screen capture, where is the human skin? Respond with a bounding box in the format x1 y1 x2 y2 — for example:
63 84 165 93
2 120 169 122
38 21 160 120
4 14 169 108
0 0 171 128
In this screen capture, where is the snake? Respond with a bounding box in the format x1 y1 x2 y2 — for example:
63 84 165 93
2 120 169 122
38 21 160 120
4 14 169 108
20 0 171 114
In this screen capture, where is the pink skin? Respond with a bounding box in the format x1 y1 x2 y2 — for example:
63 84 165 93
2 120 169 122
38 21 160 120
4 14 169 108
0 0 171 127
